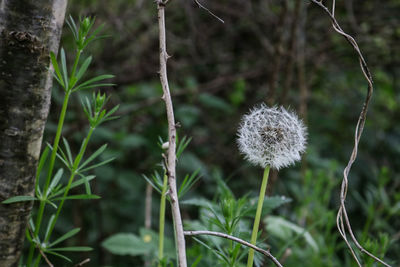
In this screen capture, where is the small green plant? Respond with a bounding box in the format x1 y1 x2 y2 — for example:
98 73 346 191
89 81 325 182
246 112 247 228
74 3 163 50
102 135 200 267
2 16 117 266
183 176 292 267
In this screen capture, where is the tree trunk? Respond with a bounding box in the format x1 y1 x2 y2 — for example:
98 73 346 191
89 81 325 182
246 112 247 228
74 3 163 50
0 1 67 266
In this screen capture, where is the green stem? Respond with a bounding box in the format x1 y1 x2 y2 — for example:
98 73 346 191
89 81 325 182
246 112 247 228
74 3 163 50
33 127 94 267
27 90 71 267
247 166 270 267
158 173 168 267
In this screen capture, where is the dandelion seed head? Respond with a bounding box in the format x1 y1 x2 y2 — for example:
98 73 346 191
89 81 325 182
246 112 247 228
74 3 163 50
237 104 307 170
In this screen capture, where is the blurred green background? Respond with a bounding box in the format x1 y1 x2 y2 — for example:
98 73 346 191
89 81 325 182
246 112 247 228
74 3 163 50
38 0 400 266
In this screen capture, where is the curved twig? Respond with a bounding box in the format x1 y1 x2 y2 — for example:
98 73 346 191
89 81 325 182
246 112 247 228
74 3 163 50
184 230 283 267
309 1 391 266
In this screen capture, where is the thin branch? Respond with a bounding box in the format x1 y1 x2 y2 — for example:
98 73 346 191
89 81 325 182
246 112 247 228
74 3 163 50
193 0 224 24
156 1 187 266
184 230 283 267
74 258 90 267
309 1 391 266
38 249 53 267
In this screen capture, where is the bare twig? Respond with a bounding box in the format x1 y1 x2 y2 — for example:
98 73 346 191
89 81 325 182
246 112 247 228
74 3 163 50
309 1 391 266
38 249 53 267
74 258 90 267
156 1 187 266
184 230 283 267
193 0 224 24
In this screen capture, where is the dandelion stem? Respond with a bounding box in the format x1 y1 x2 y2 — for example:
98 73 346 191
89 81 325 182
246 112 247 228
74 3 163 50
247 166 270 267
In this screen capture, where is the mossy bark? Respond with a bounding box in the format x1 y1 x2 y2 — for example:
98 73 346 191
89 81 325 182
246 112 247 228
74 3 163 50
0 1 67 265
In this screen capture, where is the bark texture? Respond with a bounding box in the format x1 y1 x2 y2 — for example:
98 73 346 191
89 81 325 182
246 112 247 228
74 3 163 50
0 1 67 266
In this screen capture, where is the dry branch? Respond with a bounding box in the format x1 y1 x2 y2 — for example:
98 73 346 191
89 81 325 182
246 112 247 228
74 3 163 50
156 1 187 266
309 0 391 266
184 230 283 267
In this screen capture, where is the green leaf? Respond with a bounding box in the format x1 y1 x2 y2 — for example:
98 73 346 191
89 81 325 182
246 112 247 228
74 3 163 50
2 195 37 204
178 169 200 198
28 218 36 235
50 246 92 252
50 52 64 88
265 216 319 252
74 56 92 86
36 146 50 178
190 255 202 267
36 146 50 196
261 196 292 214
44 215 56 241
55 147 72 170
82 96 92 120
62 137 74 166
192 237 229 264
79 157 115 172
176 136 191 158
46 168 64 197
78 144 107 171
84 24 105 47
49 228 80 247
49 175 96 198
45 199 58 209
73 74 114 92
142 174 162 194
66 16 78 41
181 198 212 207
139 228 176 259
44 250 72 262
102 105 120 122
73 83 115 92
102 233 152 256
198 93 233 113
60 48 69 90
51 194 101 201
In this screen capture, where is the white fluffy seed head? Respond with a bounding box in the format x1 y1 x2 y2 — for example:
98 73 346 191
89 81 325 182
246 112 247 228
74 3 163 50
237 104 307 170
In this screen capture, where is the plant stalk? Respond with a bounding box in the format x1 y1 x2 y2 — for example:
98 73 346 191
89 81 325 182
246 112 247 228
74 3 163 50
158 174 168 266
247 166 270 267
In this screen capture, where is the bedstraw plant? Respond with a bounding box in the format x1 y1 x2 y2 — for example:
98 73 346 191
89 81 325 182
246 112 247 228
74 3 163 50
2 16 118 266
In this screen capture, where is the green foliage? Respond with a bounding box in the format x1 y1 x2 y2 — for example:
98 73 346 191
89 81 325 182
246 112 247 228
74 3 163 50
1 16 118 266
183 177 291 267
11 1 398 266
265 216 318 252
102 229 175 259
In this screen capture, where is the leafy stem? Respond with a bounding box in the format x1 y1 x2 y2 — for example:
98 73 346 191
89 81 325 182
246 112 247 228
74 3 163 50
27 89 71 266
33 127 95 266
